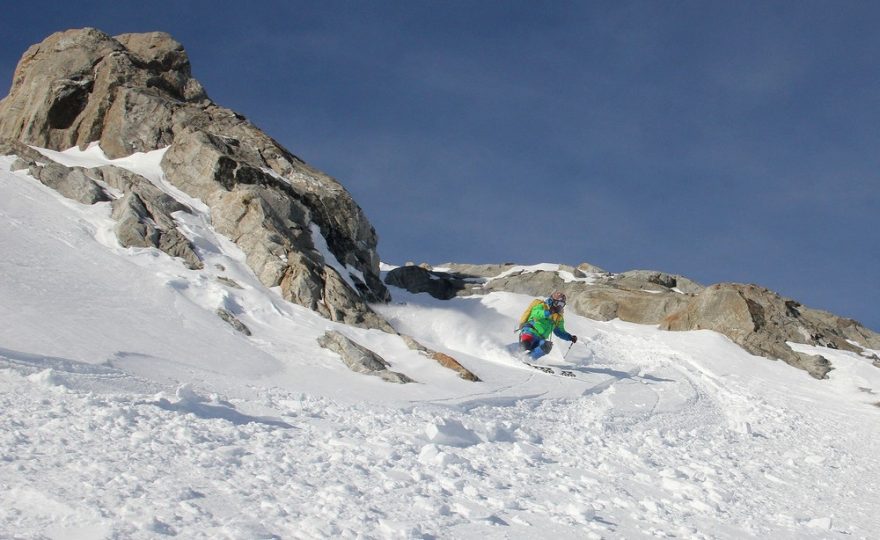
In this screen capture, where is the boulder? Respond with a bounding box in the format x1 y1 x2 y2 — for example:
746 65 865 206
482 267 564 296
317 331 414 384
568 287 691 324
96 166 190 225
215 308 252 336
27 161 109 205
476 266 694 326
384 266 472 300
385 263 693 326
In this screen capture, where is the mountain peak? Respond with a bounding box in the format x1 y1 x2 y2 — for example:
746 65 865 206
0 28 391 328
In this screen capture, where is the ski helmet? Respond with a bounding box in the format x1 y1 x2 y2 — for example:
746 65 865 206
548 291 566 309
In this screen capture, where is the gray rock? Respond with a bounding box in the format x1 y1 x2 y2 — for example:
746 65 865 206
0 28 121 149
385 266 473 300
111 192 159 247
216 308 251 336
100 87 176 157
157 228 203 270
114 31 207 102
160 116 390 306
317 331 414 384
207 186 309 287
0 139 45 162
109 186 202 270
28 161 109 205
10 157 32 171
95 166 189 223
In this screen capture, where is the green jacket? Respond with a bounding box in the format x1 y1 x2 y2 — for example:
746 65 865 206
522 301 572 341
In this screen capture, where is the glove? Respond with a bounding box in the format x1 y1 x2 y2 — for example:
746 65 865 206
571 335 578 344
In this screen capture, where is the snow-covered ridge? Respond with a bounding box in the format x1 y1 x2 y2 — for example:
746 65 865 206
2 152 880 538
483 263 606 284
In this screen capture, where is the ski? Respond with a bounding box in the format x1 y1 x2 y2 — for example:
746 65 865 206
522 361 577 378
504 343 579 378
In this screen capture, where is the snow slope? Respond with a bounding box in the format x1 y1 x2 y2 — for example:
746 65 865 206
1 148 879 539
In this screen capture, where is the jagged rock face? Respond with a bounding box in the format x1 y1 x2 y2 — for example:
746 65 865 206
0 28 389 329
0 28 204 157
661 283 879 379
107 178 203 271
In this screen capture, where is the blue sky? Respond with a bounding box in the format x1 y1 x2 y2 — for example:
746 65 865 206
3 1 878 331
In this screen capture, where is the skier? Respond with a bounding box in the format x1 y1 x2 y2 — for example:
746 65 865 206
517 291 578 361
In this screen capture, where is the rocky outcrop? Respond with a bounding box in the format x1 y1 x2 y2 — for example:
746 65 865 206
5 141 110 205
317 331 414 384
607 270 703 295
27 160 109 205
661 283 879 379
567 287 691 324
0 28 389 329
1 139 45 162
384 265 473 300
386 262 696 326
101 167 203 269
0 28 205 157
387 262 880 379
5 139 203 269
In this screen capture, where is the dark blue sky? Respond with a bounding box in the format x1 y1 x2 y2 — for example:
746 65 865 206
3 1 878 331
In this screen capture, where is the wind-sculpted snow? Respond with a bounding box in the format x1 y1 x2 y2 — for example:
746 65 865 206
2 155 880 538
2 338 878 538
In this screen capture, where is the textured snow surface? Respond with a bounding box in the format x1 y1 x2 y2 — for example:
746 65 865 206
2 150 880 539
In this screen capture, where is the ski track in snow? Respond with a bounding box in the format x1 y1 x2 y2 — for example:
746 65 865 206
1 151 880 539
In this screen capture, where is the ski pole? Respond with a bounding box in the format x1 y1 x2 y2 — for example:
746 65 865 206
563 341 574 359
